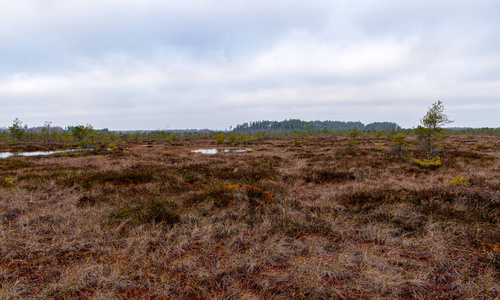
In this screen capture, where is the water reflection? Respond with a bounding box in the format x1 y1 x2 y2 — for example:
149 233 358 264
0 150 76 159
191 148 251 154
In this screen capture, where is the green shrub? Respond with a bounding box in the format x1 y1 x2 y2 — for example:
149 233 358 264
215 132 224 145
411 156 441 168
391 133 411 158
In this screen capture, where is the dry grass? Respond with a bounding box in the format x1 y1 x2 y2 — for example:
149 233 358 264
1 135 500 299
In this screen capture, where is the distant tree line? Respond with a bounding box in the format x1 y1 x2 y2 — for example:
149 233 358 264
232 119 400 132
1 116 499 150
0 118 219 149
66 126 110 134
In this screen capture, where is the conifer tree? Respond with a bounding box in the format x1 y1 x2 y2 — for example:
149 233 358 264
415 101 453 156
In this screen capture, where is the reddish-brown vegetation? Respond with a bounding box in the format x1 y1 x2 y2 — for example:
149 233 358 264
1 135 499 299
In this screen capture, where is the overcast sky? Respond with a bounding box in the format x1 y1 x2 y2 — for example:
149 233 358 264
1 0 499 130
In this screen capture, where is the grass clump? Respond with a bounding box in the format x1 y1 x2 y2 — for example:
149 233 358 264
183 182 238 208
226 182 274 205
208 182 238 208
183 182 276 209
109 198 180 228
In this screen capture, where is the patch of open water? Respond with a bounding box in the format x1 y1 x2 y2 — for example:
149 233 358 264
191 148 251 154
0 150 78 159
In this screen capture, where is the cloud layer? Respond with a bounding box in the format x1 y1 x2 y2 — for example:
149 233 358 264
1 0 499 129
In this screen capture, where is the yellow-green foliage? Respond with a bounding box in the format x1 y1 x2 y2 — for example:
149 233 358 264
411 156 441 168
445 176 469 186
226 133 238 145
349 127 360 139
391 133 411 157
291 130 309 146
416 101 453 157
375 146 385 152
109 142 119 151
2 177 15 191
245 136 255 144
215 132 224 145
346 127 359 149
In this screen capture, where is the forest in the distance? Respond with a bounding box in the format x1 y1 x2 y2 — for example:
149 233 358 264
232 120 400 132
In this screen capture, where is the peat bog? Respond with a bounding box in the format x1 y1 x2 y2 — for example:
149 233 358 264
1 135 500 299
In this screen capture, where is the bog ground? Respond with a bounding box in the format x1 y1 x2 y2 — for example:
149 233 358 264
1 135 500 299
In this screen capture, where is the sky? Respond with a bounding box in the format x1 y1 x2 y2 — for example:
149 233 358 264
1 0 499 130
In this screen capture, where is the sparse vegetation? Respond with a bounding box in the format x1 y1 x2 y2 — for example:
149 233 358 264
1 130 500 299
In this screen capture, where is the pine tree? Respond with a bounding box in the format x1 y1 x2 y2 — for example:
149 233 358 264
415 101 453 156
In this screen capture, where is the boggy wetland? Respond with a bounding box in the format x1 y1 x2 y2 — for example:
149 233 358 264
1 134 500 299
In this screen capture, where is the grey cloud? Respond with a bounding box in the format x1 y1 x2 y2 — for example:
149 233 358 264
1 0 499 129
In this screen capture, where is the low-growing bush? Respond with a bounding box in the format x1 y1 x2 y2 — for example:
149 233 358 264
391 133 411 158
411 156 441 168
445 176 469 186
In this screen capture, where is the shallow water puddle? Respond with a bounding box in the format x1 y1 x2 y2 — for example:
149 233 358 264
191 148 251 154
0 150 77 159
